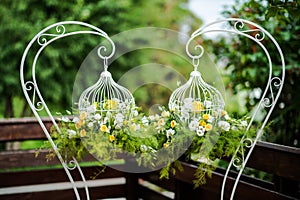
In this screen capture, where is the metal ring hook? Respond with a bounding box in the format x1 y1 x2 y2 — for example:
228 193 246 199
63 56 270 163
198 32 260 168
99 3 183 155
103 57 108 71
193 58 200 71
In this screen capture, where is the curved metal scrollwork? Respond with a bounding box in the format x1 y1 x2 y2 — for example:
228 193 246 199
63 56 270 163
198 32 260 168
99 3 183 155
37 25 66 46
234 20 266 42
187 18 285 200
20 21 116 200
262 77 283 108
24 81 45 111
65 159 78 170
232 138 254 169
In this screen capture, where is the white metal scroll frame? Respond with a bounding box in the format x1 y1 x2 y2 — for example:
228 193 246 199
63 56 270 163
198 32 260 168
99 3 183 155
20 18 285 200
20 21 115 200
185 18 285 199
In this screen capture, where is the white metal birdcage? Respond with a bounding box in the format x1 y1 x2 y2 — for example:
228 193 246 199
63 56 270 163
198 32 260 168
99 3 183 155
78 69 135 116
77 38 135 119
169 69 225 122
168 40 225 136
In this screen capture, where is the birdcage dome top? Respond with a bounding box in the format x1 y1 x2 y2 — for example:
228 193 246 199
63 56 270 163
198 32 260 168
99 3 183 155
78 70 135 114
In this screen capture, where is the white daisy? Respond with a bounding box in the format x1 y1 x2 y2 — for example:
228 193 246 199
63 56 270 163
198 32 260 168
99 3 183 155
189 120 199 131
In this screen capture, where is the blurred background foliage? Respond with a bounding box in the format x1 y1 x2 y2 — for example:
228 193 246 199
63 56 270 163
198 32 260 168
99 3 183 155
0 0 200 118
208 0 300 147
0 0 299 147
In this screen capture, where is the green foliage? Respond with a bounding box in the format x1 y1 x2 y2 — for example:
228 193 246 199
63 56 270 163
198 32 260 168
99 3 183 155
209 0 300 147
40 106 254 187
0 0 200 117
266 0 300 20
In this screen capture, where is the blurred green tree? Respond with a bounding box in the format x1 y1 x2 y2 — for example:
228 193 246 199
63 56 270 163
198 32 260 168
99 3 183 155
208 0 300 146
0 0 200 117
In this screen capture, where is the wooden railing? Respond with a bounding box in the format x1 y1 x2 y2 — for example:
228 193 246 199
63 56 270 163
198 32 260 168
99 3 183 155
0 118 299 200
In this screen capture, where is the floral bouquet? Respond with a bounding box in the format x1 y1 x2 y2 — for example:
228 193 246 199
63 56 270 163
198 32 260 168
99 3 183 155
47 98 254 186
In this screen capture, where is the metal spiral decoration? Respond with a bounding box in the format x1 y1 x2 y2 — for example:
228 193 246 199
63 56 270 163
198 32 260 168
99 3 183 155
232 138 254 168
180 18 285 200
234 20 265 42
37 24 66 46
24 81 45 111
20 21 120 200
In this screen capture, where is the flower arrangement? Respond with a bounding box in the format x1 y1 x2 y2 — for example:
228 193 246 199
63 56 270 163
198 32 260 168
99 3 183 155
46 98 255 186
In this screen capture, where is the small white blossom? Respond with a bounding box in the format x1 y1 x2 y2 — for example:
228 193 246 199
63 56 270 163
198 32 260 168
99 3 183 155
72 117 79 123
67 129 77 138
189 120 199 131
181 111 189 121
204 100 212 108
106 111 111 117
61 116 70 122
86 105 96 113
161 110 170 118
94 113 101 120
207 115 215 123
141 116 149 126
166 129 175 138
140 144 148 152
118 102 126 110
103 117 109 124
183 98 193 105
224 114 230 120
218 121 230 131
112 98 120 103
157 118 165 129
130 123 140 132
115 113 124 125
115 124 121 129
149 115 155 121
241 120 248 127
154 114 160 120
196 126 205 136
136 124 141 130
87 122 93 128
183 98 193 111
133 110 139 117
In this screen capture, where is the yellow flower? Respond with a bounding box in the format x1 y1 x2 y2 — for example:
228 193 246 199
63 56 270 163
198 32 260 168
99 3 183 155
109 135 115 142
170 120 177 128
221 110 227 116
75 123 81 129
94 102 98 109
123 120 128 126
199 120 206 127
163 143 169 148
100 124 109 132
157 118 165 126
161 110 170 118
75 120 84 129
107 99 118 110
130 123 137 132
79 111 87 120
203 114 210 120
80 129 87 137
192 101 204 112
205 124 212 131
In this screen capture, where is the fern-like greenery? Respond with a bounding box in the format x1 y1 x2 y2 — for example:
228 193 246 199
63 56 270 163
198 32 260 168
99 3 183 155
39 105 256 187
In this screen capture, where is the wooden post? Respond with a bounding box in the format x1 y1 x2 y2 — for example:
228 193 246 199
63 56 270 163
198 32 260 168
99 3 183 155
125 173 139 200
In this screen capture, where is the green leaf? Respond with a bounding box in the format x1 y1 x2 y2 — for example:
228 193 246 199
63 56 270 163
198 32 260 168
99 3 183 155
265 7 278 19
